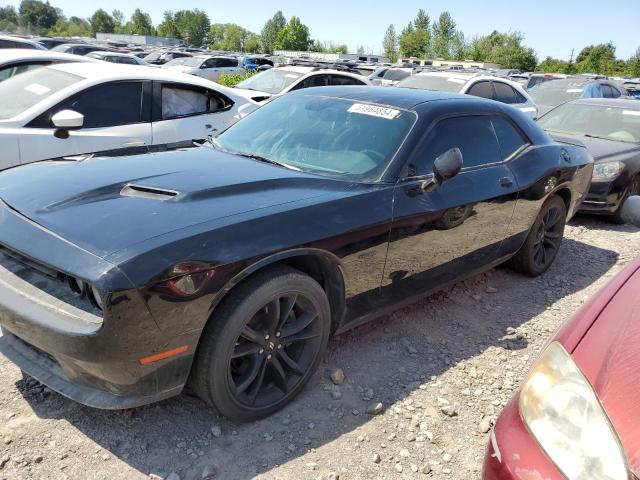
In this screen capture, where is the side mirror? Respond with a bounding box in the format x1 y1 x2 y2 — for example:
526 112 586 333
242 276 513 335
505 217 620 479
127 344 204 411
619 196 640 227
433 147 463 183
51 110 84 139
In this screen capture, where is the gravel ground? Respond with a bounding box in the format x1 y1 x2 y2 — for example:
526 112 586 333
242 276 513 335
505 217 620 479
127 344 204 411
1 215 639 480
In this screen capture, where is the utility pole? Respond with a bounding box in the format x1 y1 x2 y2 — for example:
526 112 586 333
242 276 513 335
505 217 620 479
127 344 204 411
569 48 574 64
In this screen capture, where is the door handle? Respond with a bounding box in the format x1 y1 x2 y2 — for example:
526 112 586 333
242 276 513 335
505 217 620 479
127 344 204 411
500 177 514 187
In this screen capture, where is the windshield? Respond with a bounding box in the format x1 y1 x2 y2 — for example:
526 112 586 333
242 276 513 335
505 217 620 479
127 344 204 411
236 69 304 94
383 69 411 81
529 81 586 107
398 75 465 93
0 67 82 120
144 52 161 61
165 57 202 67
214 94 416 181
539 103 640 144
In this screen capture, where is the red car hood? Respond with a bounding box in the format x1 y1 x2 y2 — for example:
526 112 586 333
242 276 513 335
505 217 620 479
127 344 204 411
572 263 640 475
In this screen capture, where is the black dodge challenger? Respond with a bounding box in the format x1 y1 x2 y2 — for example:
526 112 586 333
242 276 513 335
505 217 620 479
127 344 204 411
0 87 593 421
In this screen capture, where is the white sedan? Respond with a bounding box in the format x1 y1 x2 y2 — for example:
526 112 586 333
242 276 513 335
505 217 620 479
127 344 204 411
162 55 244 82
0 62 259 170
0 48 97 82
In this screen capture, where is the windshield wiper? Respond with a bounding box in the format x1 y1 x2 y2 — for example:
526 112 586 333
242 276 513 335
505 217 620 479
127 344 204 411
233 152 301 171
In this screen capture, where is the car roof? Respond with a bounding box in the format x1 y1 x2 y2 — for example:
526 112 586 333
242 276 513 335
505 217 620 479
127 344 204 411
89 51 136 58
289 85 470 110
0 48 97 65
571 98 640 109
276 65 315 74
0 35 40 45
415 71 477 80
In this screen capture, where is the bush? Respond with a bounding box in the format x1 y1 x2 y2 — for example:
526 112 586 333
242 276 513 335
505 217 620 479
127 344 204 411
218 70 258 87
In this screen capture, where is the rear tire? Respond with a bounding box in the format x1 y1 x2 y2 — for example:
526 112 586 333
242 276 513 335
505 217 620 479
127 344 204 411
508 195 566 277
191 265 331 422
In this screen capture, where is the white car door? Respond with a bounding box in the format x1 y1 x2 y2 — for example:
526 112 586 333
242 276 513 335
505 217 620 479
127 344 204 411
18 81 152 164
151 82 239 145
0 129 20 170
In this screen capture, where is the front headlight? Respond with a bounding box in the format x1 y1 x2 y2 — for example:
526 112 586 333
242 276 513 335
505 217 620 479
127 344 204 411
520 342 628 480
592 161 624 181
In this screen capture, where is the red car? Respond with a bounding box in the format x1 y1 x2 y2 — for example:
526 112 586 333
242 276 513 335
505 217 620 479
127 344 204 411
483 257 640 480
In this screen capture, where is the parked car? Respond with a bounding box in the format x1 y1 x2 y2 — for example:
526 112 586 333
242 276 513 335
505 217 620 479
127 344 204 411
397 71 539 119
51 43 113 56
529 77 629 116
538 98 640 223
162 55 244 82
0 35 46 50
31 37 74 50
143 50 192 65
0 62 258 170
483 252 640 480
380 67 414 86
623 79 640 99
233 66 371 103
352 65 390 86
0 49 97 82
85 51 147 65
0 87 592 421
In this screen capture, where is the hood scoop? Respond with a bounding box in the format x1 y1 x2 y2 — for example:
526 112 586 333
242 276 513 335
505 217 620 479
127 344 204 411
120 184 179 201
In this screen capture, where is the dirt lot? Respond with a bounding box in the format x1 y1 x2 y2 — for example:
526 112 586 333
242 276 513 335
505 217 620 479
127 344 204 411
1 215 639 480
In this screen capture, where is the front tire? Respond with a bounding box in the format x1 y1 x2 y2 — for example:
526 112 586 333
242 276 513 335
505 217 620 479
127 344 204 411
191 265 331 422
508 195 567 277
611 175 640 224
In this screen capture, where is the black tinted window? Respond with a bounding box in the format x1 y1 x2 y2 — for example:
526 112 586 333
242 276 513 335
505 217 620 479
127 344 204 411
0 40 16 48
418 115 500 173
217 58 237 68
118 57 138 65
493 82 518 104
491 116 527 159
610 86 622 98
466 81 493 99
331 75 366 86
58 82 143 128
601 85 614 98
296 75 330 89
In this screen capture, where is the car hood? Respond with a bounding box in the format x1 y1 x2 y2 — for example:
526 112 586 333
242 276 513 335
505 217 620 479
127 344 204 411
0 147 345 258
546 132 640 162
232 87 273 103
572 265 640 475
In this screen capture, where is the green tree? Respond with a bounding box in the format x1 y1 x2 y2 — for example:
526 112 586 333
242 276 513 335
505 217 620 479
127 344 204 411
357 45 365 55
275 16 311 51
209 23 257 52
468 31 537 70
537 56 570 73
575 43 618 75
173 10 210 46
261 10 286 54
112 9 125 33
18 0 59 33
125 8 154 36
48 15 91 37
0 5 18 32
627 47 640 77
157 11 180 38
90 9 115 35
431 11 456 59
414 8 429 30
399 25 428 59
450 31 469 61
382 24 398 62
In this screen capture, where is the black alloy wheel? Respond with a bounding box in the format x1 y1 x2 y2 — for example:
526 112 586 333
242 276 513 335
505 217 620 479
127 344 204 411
191 265 330 422
229 293 323 409
508 195 567 277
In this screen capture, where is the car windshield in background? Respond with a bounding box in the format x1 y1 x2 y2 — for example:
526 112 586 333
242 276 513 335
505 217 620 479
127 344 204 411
398 75 464 93
214 94 416 182
236 69 304 94
0 67 82 120
164 57 202 67
539 103 640 144
383 69 411 81
144 52 161 61
529 81 585 107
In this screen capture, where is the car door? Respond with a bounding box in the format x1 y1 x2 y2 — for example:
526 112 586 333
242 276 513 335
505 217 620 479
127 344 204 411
381 113 519 303
19 81 152 164
219 57 243 76
197 57 219 81
151 81 236 145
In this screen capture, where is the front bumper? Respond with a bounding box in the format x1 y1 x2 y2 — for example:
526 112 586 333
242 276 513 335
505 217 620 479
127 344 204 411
0 201 197 409
483 395 562 480
579 174 630 215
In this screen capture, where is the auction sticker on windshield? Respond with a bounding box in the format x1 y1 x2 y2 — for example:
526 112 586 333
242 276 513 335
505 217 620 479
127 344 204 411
348 103 400 120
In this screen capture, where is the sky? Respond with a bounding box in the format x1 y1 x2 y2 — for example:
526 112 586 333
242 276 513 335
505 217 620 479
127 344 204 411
4 0 639 60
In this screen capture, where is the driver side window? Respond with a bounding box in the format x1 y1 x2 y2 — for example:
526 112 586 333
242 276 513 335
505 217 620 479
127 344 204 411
412 115 501 175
